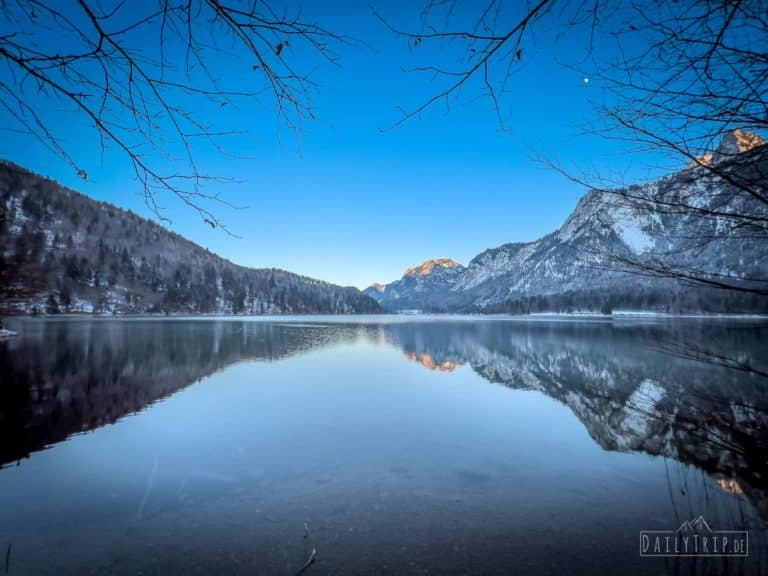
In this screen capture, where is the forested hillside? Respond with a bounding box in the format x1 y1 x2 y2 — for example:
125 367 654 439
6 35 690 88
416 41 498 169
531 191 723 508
0 161 380 315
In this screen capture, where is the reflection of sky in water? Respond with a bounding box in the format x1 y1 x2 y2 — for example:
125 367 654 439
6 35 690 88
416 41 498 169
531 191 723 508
0 318 766 575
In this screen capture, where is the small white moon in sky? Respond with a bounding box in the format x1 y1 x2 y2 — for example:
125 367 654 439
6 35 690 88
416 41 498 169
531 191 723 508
583 77 590 84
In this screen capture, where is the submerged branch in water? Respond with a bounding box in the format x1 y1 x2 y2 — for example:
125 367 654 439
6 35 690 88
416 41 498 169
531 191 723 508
295 547 317 575
137 456 158 520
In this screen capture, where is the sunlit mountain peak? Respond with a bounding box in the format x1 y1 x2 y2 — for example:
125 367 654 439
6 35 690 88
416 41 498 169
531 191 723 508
404 258 463 277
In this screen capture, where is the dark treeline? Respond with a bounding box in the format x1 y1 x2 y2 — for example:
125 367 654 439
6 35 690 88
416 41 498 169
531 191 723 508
479 286 768 315
0 162 380 315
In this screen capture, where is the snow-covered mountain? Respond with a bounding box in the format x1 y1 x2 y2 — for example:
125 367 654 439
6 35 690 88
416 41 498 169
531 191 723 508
363 258 465 311
366 131 768 313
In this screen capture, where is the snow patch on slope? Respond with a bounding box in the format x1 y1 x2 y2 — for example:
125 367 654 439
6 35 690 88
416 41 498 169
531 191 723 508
612 209 655 253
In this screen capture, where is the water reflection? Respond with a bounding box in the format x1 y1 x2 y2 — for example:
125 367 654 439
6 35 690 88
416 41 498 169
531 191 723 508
2 319 767 516
0 318 768 573
0 319 360 466
375 320 768 519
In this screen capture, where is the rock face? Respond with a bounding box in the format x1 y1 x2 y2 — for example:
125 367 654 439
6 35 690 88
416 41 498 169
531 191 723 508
404 258 463 277
716 129 765 159
692 129 767 167
0 161 381 315
366 131 768 314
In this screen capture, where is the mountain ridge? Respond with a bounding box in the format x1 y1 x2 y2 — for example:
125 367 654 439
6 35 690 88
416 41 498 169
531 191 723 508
366 131 768 313
404 258 463 277
0 160 380 315
364 256 467 312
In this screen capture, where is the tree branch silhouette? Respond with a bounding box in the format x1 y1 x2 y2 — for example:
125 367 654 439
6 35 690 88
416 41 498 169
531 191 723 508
0 0 348 230
386 0 768 297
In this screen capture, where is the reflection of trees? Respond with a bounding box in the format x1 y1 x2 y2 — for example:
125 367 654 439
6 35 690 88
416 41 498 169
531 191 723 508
376 321 768 520
0 320 358 467
655 337 768 380
2 318 767 523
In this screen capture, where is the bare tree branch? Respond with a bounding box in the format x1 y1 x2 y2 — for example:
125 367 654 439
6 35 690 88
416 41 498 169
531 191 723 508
374 0 554 130
391 0 768 297
0 0 349 230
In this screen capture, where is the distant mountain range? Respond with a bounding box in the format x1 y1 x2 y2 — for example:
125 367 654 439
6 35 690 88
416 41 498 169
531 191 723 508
0 161 380 315
3 130 766 316
366 131 768 314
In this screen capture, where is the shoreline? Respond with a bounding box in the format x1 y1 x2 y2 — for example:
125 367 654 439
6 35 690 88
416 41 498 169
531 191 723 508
2 311 767 322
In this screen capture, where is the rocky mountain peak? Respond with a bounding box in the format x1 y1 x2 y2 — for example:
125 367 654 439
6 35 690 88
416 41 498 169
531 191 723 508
369 283 387 293
689 129 764 167
716 129 765 156
404 258 463 277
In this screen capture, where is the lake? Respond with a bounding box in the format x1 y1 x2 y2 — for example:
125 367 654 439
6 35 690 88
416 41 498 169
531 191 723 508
0 316 766 575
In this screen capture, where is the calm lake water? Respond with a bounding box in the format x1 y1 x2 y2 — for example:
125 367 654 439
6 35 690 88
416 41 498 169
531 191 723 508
0 316 766 575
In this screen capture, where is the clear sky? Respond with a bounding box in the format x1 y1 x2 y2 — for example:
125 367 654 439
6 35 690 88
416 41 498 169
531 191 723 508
0 1 666 289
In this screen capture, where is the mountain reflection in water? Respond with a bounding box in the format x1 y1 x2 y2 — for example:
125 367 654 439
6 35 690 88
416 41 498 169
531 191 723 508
0 316 766 575
378 320 768 519
2 318 766 513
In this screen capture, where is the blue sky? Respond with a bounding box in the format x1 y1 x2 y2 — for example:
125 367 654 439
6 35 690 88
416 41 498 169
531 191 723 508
0 1 667 289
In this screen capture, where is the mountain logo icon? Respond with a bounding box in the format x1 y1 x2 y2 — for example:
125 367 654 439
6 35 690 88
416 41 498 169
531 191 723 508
641 516 748 557
676 516 713 535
